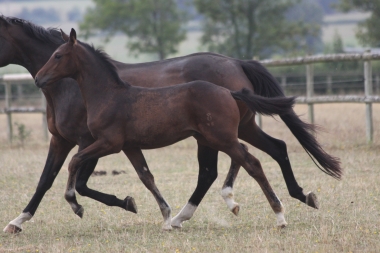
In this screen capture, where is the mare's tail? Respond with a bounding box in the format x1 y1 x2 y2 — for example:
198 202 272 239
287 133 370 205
238 60 342 179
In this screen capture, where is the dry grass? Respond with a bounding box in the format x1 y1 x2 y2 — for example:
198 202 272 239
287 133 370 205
0 103 380 252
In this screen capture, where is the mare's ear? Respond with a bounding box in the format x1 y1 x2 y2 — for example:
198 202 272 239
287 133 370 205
60 29 69 42
69 28 77 44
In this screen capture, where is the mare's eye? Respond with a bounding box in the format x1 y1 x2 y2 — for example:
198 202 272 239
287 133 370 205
55 54 62 59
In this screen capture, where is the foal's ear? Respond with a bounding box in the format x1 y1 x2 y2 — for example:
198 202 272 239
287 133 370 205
60 29 69 42
69 28 77 44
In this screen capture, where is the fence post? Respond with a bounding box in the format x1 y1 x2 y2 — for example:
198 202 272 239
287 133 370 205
255 114 262 129
281 76 287 94
5 82 13 143
306 63 314 123
327 75 332 95
364 55 373 143
41 91 48 141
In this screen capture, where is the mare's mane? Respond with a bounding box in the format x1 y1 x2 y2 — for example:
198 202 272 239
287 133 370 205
0 15 64 45
78 41 126 86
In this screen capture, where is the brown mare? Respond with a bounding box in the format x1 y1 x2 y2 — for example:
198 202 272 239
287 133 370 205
1 17 341 233
35 29 301 229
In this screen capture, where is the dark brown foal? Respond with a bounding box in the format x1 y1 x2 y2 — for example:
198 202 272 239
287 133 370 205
35 29 306 229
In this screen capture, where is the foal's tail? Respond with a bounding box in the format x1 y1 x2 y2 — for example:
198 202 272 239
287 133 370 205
231 88 295 116
239 60 342 180
231 88 296 116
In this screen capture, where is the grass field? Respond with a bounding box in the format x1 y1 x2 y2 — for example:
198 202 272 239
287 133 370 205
0 103 380 252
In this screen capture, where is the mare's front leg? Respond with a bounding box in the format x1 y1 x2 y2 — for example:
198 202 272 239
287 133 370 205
123 147 172 230
3 135 75 234
64 140 124 218
75 158 137 213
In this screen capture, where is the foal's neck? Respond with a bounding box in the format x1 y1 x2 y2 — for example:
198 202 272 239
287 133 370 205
75 48 130 108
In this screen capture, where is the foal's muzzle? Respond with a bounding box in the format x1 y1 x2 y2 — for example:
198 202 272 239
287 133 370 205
35 76 47 88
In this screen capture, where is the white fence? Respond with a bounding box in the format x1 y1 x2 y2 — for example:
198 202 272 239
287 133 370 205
259 52 380 144
0 73 48 142
1 52 380 143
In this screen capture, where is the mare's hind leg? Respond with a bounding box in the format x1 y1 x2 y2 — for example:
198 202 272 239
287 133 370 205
172 144 218 228
225 141 287 227
238 117 319 209
123 147 172 230
75 159 137 213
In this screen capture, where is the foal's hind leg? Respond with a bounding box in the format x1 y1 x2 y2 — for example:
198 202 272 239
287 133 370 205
123 147 172 230
225 141 287 227
239 117 319 209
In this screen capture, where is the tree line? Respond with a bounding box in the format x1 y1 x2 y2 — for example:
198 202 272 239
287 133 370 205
79 0 380 61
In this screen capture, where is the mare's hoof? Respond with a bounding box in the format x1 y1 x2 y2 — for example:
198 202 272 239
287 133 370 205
124 196 137 214
306 192 319 209
232 205 240 216
3 224 22 234
162 224 173 231
75 206 84 218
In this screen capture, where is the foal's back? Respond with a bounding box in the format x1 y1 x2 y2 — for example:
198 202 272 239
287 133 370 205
111 81 241 149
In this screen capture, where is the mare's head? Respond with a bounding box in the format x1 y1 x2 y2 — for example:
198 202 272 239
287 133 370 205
0 15 64 68
35 28 80 88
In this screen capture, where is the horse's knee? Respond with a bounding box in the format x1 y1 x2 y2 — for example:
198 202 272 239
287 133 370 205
75 180 88 196
271 139 289 162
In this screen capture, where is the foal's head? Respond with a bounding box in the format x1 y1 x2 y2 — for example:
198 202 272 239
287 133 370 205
35 28 81 88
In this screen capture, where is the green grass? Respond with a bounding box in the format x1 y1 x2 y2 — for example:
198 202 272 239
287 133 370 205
0 103 380 252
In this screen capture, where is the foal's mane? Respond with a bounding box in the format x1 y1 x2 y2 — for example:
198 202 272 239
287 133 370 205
0 15 64 45
78 41 126 86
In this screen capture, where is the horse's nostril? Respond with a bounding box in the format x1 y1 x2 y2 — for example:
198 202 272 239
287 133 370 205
35 77 38 85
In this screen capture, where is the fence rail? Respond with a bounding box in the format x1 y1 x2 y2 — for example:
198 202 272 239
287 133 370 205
258 51 377 143
1 51 379 143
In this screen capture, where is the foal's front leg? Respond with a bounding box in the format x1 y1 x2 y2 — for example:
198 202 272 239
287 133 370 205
65 140 128 218
123 147 172 231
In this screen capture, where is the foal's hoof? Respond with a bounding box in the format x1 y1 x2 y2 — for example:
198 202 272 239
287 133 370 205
277 220 288 229
3 224 22 234
124 196 137 214
75 206 84 218
232 205 240 216
306 192 319 209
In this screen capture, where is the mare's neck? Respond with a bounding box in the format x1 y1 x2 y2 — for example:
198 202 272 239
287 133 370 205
75 51 131 109
14 39 61 77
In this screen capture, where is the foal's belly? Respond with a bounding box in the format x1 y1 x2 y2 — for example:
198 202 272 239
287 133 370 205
123 129 195 149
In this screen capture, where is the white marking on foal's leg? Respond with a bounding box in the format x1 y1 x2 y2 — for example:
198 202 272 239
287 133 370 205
3 212 33 233
171 203 197 228
276 202 287 228
221 187 240 215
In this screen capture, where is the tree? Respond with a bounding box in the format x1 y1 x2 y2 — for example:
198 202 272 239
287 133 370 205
194 0 322 59
80 0 188 60
337 0 380 47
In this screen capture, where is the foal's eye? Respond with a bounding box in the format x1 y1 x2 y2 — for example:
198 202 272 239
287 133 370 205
55 54 62 59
